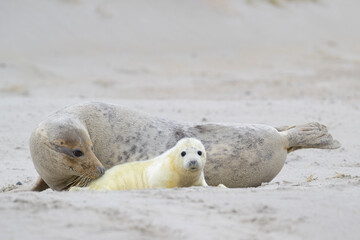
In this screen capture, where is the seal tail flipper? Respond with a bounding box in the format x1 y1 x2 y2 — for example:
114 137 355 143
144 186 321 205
278 122 341 153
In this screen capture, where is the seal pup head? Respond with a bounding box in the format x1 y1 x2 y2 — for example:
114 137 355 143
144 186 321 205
30 118 105 190
170 138 206 173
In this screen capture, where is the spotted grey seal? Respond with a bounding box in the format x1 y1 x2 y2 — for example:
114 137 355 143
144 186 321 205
29 102 340 191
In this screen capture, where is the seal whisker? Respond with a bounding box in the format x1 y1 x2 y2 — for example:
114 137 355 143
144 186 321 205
67 172 89 189
84 177 92 187
64 176 81 190
80 174 90 187
75 172 93 188
76 174 87 188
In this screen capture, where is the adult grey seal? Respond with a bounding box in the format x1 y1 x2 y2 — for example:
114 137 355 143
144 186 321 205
29 102 340 191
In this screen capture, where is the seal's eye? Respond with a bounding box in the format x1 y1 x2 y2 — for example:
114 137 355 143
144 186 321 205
73 150 84 157
91 146 94 151
197 151 202 156
181 151 186 157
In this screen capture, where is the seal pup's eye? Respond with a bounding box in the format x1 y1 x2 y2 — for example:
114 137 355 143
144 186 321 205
91 146 94 151
181 151 186 157
197 151 202 156
73 150 84 157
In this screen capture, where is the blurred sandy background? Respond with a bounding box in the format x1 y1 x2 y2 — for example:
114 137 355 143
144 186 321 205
1 0 359 239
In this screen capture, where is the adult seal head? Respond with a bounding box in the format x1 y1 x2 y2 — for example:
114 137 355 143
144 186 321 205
29 102 340 191
30 117 105 190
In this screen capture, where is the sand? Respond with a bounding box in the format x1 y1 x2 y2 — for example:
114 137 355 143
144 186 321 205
1 0 360 239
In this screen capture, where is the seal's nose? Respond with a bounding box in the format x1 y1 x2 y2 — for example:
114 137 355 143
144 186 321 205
98 166 105 176
189 160 197 166
188 160 200 170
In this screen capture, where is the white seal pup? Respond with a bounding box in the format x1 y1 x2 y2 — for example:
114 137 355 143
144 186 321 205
29 102 340 191
69 138 216 191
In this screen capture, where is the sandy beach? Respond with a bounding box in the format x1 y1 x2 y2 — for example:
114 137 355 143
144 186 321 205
1 0 360 239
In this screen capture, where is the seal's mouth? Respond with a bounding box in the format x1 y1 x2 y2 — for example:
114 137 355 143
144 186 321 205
68 165 105 179
64 165 105 190
189 167 199 172
185 159 201 172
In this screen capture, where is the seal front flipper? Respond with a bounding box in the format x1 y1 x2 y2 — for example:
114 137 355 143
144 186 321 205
31 176 50 191
278 122 341 153
9 176 50 192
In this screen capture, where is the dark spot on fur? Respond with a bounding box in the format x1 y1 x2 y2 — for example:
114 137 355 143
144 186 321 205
194 125 207 134
250 161 261 167
123 151 130 160
117 155 123 162
130 145 137 154
174 129 186 140
100 105 117 123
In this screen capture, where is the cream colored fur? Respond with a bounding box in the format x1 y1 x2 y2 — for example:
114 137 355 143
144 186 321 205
69 138 217 191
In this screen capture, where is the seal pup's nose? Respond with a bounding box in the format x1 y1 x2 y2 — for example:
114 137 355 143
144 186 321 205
189 160 197 166
98 166 105 176
188 160 200 170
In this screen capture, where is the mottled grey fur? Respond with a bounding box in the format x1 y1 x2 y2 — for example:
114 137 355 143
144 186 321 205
29 102 340 190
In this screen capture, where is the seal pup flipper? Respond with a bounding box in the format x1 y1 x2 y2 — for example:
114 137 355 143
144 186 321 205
217 184 227 188
199 174 227 188
279 122 341 153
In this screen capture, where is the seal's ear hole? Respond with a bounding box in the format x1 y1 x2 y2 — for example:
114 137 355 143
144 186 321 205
181 151 186 157
197 151 202 156
73 150 84 157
